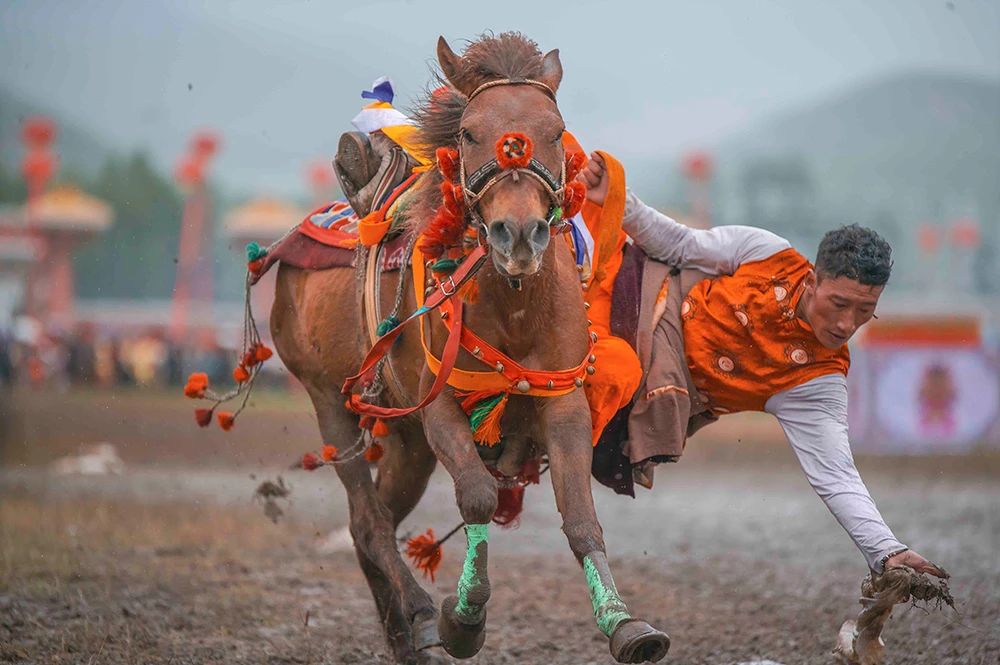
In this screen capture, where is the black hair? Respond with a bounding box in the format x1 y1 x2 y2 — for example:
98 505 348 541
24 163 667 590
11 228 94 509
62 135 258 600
815 224 893 286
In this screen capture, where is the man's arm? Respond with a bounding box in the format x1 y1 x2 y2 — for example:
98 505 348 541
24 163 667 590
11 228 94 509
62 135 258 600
766 375 945 575
623 188 790 275
579 151 789 274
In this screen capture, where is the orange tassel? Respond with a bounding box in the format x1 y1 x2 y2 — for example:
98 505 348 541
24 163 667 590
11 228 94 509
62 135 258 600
253 344 273 363
248 258 265 274
436 146 459 182
372 418 390 438
184 372 209 399
473 393 508 447
563 180 587 219
405 529 442 582
194 408 213 427
217 411 236 431
242 350 259 368
233 365 250 383
321 445 338 462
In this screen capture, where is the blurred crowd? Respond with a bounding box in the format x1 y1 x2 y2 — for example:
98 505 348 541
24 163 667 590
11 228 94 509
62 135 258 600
0 319 235 391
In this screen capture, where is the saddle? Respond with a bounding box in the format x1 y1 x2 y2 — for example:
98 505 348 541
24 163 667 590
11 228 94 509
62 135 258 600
334 131 417 217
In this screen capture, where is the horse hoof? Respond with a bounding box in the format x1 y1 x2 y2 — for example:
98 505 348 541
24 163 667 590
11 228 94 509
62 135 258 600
609 619 671 663
437 595 486 659
412 611 442 651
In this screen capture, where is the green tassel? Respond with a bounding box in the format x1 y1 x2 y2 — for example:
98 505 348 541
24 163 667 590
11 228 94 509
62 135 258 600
431 258 460 274
376 315 401 337
548 205 564 223
246 242 267 262
467 393 504 432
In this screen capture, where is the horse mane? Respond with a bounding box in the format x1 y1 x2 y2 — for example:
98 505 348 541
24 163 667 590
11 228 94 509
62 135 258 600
406 33 550 231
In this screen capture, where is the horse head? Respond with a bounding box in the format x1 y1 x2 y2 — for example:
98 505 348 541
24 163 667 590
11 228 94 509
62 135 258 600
436 36 566 279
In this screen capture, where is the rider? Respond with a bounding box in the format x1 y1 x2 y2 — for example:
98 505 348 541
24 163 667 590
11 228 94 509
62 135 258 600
579 152 948 579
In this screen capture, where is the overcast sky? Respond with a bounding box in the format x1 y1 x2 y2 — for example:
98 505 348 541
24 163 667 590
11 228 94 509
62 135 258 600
1 0 997 198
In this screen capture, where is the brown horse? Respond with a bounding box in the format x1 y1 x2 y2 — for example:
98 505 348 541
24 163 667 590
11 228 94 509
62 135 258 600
270 33 669 664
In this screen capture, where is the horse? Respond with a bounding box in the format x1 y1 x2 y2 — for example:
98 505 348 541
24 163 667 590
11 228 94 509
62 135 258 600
270 33 670 664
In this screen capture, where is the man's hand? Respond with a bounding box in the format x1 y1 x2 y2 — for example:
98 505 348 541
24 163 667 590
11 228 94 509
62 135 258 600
886 549 949 578
577 151 609 206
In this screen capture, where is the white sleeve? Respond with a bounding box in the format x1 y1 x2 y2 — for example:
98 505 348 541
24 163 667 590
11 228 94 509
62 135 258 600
765 374 906 572
622 189 791 275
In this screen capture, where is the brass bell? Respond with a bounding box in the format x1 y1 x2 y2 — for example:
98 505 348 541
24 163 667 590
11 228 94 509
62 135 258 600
495 362 505 373
516 380 530 393
586 366 596 375
546 380 554 390
574 377 584 387
588 354 596 363
590 331 598 342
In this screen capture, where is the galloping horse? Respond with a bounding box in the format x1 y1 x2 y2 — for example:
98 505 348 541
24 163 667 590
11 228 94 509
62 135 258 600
270 33 669 664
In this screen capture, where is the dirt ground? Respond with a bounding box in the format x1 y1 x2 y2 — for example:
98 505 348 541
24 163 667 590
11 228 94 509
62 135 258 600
1 388 998 664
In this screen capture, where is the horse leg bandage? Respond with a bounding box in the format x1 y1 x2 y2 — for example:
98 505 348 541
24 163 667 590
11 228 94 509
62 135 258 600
454 523 490 624
583 551 633 637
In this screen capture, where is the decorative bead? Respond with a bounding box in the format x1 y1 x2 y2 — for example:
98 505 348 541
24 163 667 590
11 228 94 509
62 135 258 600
588 354 596 363
425 286 434 295
495 362 504 373
576 265 583 273
574 377 584 387
546 380 554 390
586 366 596 375
590 331 598 342
440 311 449 320
584 301 591 309
472 346 482 357
516 380 530 393
587 319 592 326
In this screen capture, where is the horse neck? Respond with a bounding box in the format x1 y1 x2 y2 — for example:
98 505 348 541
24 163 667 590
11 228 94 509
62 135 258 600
467 242 588 360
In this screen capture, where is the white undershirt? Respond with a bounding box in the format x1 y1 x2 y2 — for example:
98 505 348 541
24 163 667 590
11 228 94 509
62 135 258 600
623 189 906 571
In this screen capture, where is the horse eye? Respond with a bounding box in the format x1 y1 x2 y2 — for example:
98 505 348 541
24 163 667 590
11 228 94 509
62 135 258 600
553 130 565 144
462 130 478 145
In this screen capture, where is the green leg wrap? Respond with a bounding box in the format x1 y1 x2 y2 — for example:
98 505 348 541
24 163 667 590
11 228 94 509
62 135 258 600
454 523 489 624
583 551 633 637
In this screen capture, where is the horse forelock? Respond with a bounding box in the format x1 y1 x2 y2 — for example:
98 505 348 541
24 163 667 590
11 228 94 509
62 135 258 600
408 32 550 234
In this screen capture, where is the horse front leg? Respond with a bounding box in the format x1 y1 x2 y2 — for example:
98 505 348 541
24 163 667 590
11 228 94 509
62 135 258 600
421 380 497 659
541 391 671 664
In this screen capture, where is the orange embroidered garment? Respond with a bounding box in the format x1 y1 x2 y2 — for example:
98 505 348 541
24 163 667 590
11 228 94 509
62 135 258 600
682 247 850 414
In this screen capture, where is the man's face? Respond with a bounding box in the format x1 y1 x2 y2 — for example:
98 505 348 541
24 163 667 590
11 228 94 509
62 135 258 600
800 272 884 349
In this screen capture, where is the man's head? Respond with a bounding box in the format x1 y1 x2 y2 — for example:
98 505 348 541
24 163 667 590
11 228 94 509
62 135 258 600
799 224 892 349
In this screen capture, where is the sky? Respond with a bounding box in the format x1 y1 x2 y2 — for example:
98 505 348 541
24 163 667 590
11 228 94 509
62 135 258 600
1 0 997 199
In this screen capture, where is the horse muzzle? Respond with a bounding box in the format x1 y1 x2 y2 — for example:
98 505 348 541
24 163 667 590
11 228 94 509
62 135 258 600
486 218 550 277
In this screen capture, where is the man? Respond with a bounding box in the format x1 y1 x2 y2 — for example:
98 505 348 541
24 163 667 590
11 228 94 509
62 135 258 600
579 152 947 578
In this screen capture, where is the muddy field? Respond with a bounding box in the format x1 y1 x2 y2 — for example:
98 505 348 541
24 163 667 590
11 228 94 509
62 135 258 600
1 388 998 664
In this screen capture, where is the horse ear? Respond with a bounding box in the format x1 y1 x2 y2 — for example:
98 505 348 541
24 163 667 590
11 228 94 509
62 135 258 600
538 49 563 94
437 36 470 96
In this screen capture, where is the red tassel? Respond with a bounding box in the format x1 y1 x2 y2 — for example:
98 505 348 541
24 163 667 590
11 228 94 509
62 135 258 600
217 411 236 431
321 445 338 462
364 442 384 463
419 183 467 260
253 344 273 363
492 485 526 528
184 372 209 399
194 408 213 427
520 457 542 485
436 146 459 182
302 452 322 471
565 149 587 182
563 180 587 219
405 529 442 582
233 365 250 383
248 258 265 274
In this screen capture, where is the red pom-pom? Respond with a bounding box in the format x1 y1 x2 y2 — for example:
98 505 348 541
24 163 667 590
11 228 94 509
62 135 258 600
248 258 265 274
253 344 273 363
495 132 532 170
233 365 250 383
302 452 322 471
405 529 442 582
184 372 209 399
194 408 213 427
217 411 236 431
565 150 587 181
242 350 259 368
418 182 467 259
321 445 338 462
563 180 587 219
436 147 459 182
372 418 390 438
364 442 384 463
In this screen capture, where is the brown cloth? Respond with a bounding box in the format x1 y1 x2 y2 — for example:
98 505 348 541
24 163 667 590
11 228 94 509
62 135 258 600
593 245 715 496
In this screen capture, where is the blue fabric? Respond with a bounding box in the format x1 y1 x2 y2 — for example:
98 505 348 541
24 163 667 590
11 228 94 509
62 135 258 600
361 78 394 103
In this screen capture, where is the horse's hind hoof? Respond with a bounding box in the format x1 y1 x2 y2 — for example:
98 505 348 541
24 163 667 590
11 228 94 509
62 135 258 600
412 611 442 651
437 595 486 659
609 619 671 663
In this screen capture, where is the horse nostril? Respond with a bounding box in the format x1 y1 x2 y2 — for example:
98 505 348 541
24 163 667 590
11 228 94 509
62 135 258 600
528 219 550 251
488 220 513 251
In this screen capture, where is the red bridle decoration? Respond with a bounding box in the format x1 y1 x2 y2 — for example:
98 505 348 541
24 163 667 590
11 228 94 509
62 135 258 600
417 146 466 261
495 132 532 170
562 149 588 219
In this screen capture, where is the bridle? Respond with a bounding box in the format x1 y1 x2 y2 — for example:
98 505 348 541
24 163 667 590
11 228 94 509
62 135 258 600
456 78 569 237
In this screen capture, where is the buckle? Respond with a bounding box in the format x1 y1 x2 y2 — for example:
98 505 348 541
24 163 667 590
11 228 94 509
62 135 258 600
439 275 458 296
